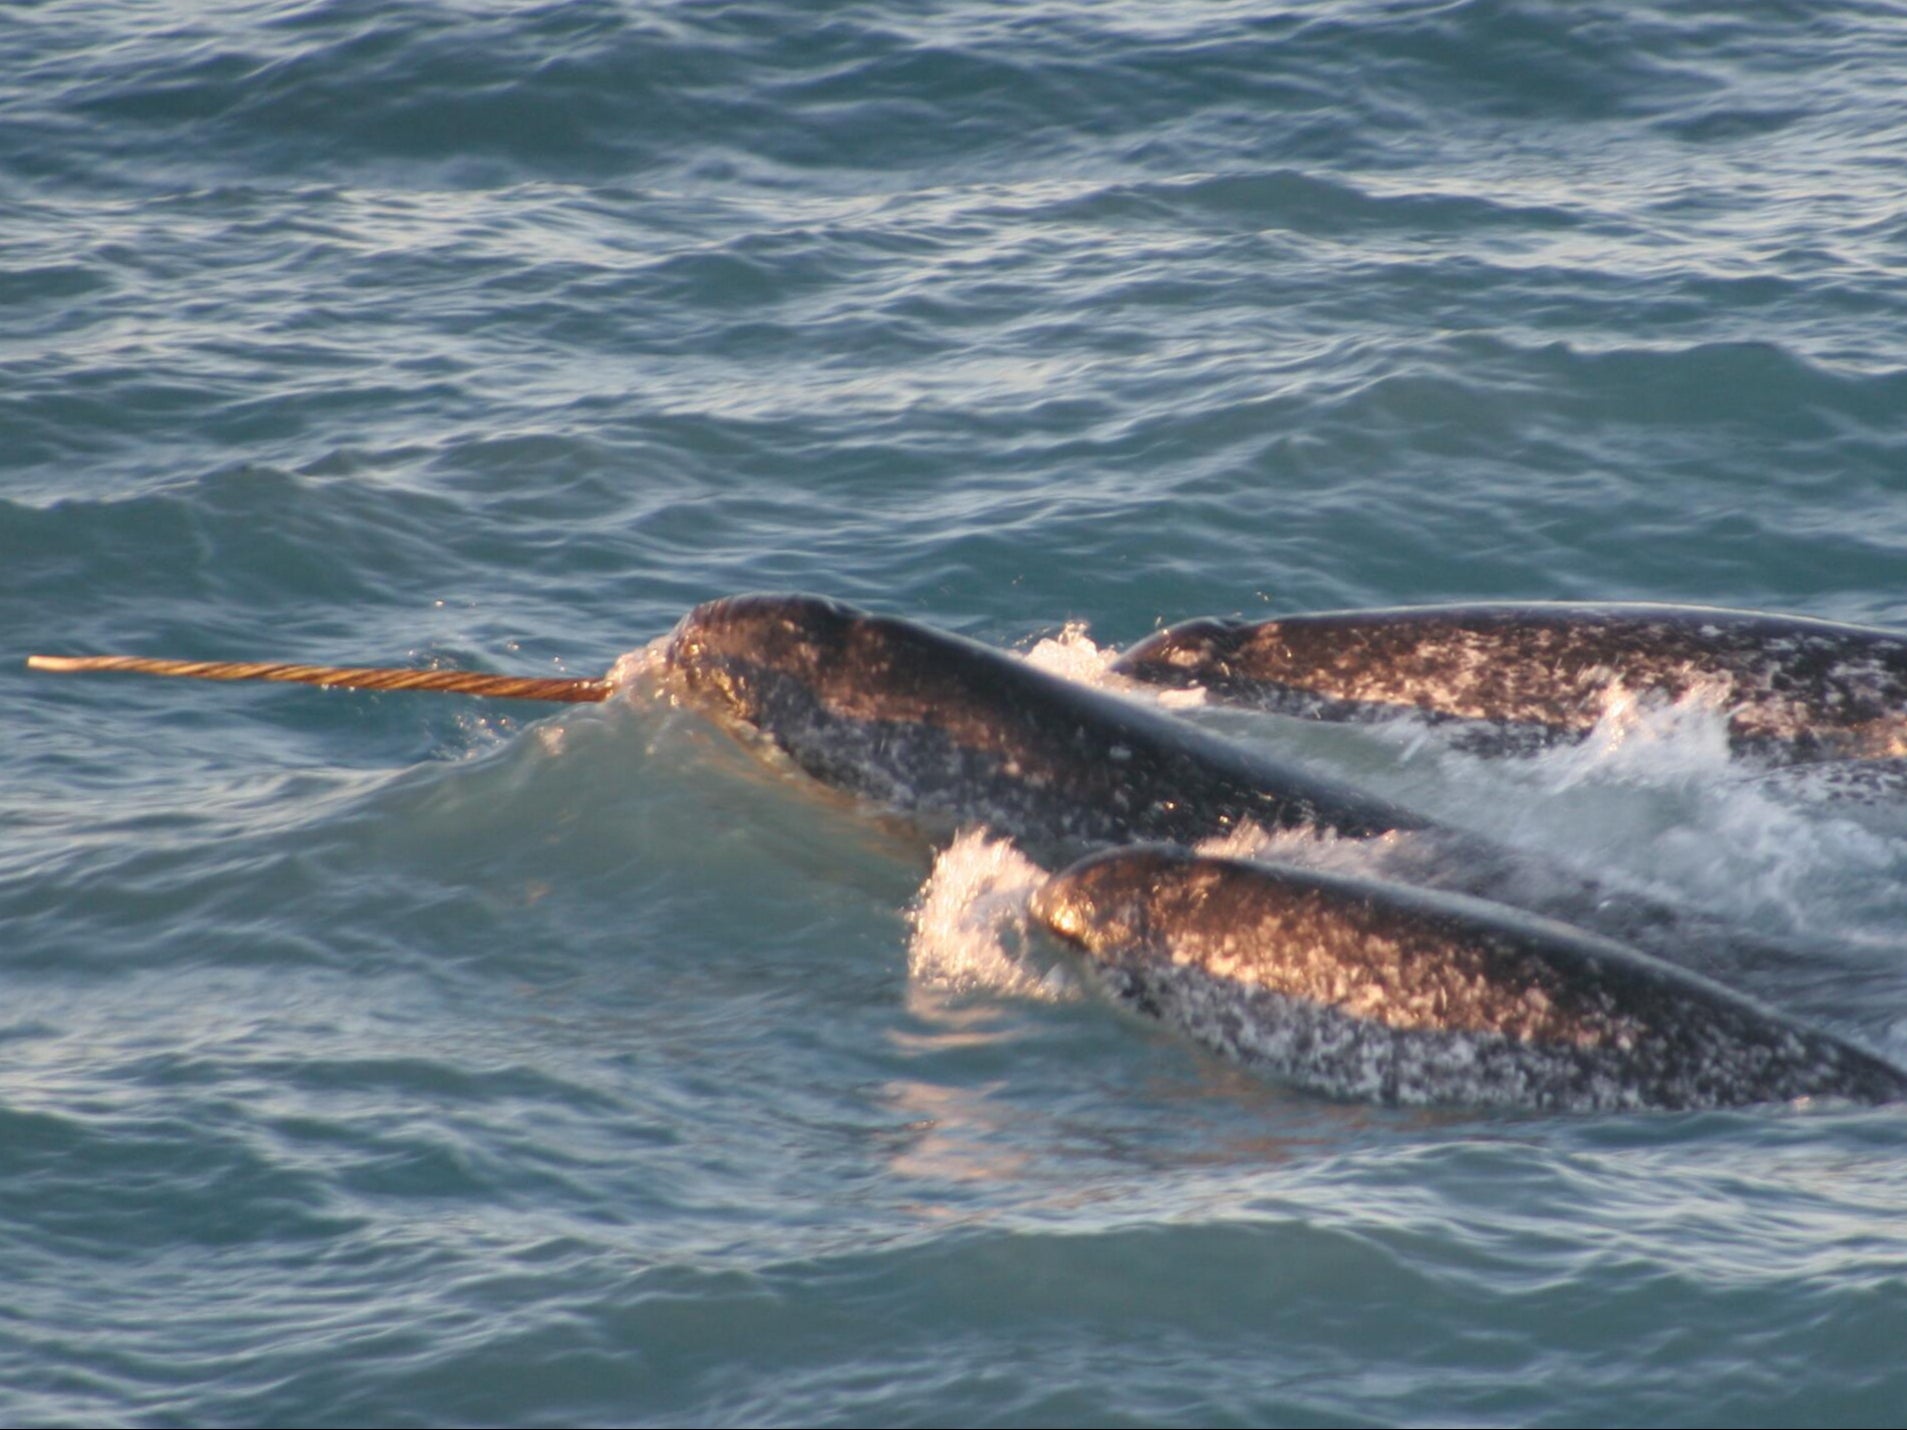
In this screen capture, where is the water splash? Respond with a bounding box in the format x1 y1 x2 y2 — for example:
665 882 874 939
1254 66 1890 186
1532 678 1736 794
1022 620 1205 707
1194 820 1408 880
1382 683 1907 948
906 829 1075 1000
1021 620 1118 685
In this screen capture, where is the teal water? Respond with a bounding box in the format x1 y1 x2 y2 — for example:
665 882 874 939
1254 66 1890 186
6 1 1907 1424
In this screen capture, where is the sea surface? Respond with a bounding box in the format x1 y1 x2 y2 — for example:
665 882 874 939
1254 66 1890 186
6 1 1907 1424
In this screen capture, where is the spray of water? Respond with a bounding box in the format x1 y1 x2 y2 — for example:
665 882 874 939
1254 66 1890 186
1021 620 1205 707
906 830 1075 1000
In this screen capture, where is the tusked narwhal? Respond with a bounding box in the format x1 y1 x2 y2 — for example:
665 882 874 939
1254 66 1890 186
26 591 1421 855
25 594 1832 980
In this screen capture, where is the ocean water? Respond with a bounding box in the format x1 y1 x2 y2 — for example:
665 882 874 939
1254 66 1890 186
6 0 1907 1424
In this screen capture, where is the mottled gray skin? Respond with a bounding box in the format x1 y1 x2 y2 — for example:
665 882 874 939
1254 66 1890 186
1115 603 1907 761
1034 847 1907 1112
655 595 1826 986
659 594 1423 856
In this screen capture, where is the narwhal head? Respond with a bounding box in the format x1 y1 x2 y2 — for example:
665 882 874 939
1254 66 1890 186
658 593 866 730
1111 616 1255 690
657 592 1010 735
1030 846 1197 959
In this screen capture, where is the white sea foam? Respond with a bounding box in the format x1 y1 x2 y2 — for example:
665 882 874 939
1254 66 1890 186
906 829 1076 1000
1382 685 1907 946
1021 619 1206 707
1020 620 1119 685
1530 678 1736 793
1193 820 1407 880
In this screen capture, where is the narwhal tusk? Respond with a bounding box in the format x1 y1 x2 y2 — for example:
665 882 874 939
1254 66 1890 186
25 653 616 703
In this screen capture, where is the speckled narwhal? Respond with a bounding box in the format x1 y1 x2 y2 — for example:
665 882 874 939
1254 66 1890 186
1033 846 1907 1112
1114 602 1907 761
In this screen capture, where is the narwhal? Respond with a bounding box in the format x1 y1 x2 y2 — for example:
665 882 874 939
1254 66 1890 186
1114 602 1907 761
1033 846 1907 1111
24 594 1834 981
31 593 1421 855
